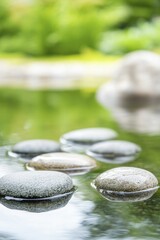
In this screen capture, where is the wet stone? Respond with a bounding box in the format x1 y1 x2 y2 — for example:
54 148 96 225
93 167 158 192
9 139 60 158
60 128 117 153
0 171 74 199
27 152 96 175
87 140 141 163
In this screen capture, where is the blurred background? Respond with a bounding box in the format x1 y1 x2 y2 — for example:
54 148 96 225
0 0 160 89
0 0 160 56
1 2 160 240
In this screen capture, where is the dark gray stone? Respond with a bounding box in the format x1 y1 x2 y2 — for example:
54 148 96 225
0 171 74 199
10 139 60 158
27 152 96 175
60 128 117 153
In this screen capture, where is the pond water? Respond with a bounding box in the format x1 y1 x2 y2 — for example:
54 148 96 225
0 88 160 240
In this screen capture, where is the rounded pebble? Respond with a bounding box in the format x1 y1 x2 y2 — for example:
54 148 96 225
9 139 60 158
87 140 141 163
60 128 117 153
93 167 158 192
27 152 96 175
0 171 74 199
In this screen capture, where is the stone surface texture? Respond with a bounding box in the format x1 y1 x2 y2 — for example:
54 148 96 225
97 51 160 107
0 171 73 199
94 167 158 192
28 152 96 170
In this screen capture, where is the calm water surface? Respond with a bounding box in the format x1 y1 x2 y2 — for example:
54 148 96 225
0 88 160 240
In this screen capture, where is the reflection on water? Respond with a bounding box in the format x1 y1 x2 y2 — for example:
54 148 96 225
97 83 160 134
87 151 138 164
109 104 160 134
0 89 160 239
0 192 74 213
91 185 159 202
0 232 19 240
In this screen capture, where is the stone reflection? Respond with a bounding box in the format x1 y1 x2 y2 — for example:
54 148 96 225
97 51 160 134
0 192 74 213
77 175 160 240
0 232 19 240
94 187 158 202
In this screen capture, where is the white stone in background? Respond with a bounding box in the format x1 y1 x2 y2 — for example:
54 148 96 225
97 51 160 134
0 171 74 199
113 51 160 95
97 51 160 108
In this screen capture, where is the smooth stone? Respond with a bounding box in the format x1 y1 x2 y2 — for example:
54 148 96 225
87 140 141 163
113 51 160 98
27 152 96 175
92 167 158 192
10 139 60 158
0 192 73 213
97 51 160 110
0 171 74 199
60 128 117 153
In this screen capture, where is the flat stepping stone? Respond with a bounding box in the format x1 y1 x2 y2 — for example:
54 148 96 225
27 152 96 175
9 139 60 158
87 140 141 163
0 171 74 200
92 167 158 202
60 128 117 153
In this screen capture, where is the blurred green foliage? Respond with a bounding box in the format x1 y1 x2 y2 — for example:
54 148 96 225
99 19 160 54
0 0 160 56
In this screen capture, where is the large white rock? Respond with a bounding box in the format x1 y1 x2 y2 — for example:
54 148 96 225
97 51 160 134
97 51 160 107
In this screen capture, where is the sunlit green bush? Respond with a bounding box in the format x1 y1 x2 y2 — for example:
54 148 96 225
0 0 160 56
99 19 160 54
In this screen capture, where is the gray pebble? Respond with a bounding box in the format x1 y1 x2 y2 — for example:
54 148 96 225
10 139 60 158
87 140 141 163
0 171 74 199
93 167 158 192
60 128 117 153
27 153 96 175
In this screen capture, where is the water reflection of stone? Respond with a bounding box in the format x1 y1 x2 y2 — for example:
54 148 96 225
97 51 160 134
0 192 74 213
94 187 159 203
79 176 160 240
0 232 19 240
97 88 160 134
